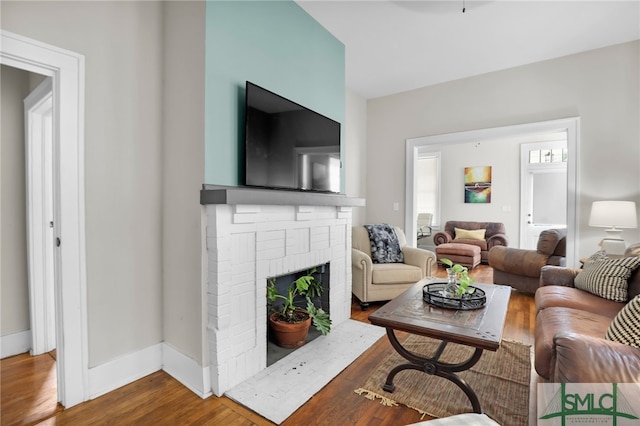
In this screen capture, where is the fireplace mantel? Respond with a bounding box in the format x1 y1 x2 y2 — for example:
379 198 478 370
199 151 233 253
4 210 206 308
204 188 358 397
200 185 365 207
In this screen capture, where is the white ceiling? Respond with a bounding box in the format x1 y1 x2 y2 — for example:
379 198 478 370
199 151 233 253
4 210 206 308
296 1 640 99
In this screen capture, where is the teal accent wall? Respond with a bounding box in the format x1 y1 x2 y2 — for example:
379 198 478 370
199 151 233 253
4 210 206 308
205 0 345 189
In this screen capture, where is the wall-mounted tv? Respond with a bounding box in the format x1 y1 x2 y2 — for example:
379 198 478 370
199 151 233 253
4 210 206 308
244 81 341 194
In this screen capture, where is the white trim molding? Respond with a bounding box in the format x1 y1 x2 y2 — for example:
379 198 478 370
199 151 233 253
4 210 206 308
1 330 32 359
1 30 88 407
86 342 211 400
163 343 212 399
88 344 163 400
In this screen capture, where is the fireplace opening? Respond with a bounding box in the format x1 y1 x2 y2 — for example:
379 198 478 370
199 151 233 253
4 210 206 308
266 262 330 366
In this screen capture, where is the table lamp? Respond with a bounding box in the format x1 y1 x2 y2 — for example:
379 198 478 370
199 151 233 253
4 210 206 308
588 201 638 255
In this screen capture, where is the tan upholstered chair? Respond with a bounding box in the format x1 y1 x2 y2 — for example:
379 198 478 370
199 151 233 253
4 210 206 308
352 226 436 310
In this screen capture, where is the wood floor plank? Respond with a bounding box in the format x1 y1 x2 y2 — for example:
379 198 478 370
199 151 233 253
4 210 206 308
0 352 61 426
1 264 537 426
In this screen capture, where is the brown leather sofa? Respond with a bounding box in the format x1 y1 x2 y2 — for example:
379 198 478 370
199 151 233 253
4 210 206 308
433 221 507 264
488 228 566 294
534 245 640 382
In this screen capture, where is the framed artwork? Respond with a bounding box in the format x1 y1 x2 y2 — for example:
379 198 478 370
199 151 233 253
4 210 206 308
464 166 492 203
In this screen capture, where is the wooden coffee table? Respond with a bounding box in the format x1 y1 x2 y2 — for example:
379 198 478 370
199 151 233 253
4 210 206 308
368 277 511 414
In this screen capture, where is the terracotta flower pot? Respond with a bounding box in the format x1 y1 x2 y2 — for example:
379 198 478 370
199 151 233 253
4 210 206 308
269 312 312 349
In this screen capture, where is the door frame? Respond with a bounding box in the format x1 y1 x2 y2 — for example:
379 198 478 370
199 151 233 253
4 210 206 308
24 77 57 355
520 140 568 250
405 117 580 268
1 30 88 408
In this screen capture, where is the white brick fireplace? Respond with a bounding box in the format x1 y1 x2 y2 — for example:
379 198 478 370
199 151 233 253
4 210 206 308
202 186 364 396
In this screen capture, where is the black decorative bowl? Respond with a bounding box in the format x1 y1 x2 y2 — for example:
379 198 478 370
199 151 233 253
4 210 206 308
422 282 486 310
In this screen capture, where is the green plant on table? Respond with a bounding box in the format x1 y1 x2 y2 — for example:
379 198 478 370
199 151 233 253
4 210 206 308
440 258 475 297
267 268 332 335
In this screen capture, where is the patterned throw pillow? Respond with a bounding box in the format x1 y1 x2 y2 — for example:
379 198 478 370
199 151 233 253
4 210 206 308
606 294 640 348
364 224 404 264
582 250 609 264
574 252 640 302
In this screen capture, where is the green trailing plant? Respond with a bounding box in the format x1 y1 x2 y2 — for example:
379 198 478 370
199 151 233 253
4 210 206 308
267 268 332 335
440 258 475 297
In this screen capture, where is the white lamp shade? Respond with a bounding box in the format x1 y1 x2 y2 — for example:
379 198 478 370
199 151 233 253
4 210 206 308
589 201 638 229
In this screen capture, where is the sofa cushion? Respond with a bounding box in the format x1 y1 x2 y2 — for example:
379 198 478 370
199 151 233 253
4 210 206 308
552 333 640 383
535 285 625 319
535 306 613 379
365 224 404 264
574 253 640 302
454 227 486 241
606 294 640 349
451 239 488 252
371 263 423 285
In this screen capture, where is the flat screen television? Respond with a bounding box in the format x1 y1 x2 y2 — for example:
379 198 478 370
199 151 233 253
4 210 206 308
244 81 341 193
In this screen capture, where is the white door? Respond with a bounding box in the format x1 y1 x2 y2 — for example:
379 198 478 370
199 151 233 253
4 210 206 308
24 77 57 355
520 137 568 249
2 30 88 407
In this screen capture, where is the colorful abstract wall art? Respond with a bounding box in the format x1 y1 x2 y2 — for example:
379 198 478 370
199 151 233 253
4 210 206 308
464 166 492 203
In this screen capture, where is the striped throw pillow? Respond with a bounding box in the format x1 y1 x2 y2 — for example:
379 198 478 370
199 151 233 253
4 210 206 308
574 254 640 302
606 295 640 348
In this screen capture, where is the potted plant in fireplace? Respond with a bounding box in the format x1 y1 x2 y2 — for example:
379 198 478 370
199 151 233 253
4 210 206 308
267 268 332 348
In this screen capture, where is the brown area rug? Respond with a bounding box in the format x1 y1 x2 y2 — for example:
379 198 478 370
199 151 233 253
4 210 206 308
355 335 531 425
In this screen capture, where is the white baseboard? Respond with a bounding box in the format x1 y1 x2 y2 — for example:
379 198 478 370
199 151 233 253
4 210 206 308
162 343 212 399
87 342 211 400
88 343 163 399
1 330 32 359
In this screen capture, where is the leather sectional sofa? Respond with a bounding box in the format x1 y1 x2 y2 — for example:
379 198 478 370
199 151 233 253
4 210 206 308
534 245 640 382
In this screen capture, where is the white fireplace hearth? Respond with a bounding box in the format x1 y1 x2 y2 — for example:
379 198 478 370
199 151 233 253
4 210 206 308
202 185 364 396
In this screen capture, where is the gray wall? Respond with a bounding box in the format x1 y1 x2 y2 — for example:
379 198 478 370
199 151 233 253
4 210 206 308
345 89 367 226
2 1 165 367
1 65 30 336
1 0 336 370
161 1 206 365
366 41 640 259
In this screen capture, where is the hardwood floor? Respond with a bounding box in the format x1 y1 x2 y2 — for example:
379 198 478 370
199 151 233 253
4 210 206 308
0 351 62 426
1 265 537 426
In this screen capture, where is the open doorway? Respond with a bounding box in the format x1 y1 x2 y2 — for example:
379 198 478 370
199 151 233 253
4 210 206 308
404 118 579 268
1 30 87 408
0 62 60 425
520 137 568 249
24 75 58 357
2 68 57 346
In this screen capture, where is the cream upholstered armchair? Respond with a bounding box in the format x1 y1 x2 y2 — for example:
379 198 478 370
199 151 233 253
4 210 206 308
352 225 436 310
